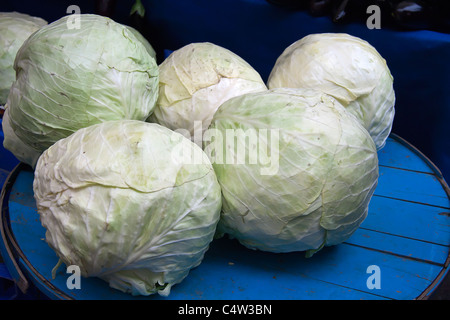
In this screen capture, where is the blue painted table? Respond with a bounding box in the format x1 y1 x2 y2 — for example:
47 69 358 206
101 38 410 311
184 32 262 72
1 134 449 300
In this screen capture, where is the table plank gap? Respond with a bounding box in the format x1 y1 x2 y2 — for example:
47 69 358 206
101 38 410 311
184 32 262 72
379 164 439 176
359 226 450 248
372 194 450 210
344 241 445 267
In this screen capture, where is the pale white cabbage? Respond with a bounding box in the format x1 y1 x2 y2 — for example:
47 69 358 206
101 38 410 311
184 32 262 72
267 33 395 150
207 88 379 256
0 12 47 104
150 42 267 145
33 120 222 296
126 25 157 60
3 14 158 167
1 107 40 166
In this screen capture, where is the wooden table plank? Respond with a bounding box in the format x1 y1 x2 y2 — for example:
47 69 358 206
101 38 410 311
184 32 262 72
166 238 443 300
375 166 449 208
346 228 449 266
364 196 450 245
378 137 434 174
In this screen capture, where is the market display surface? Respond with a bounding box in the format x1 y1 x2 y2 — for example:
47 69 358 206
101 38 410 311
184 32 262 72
1 135 450 299
0 8 449 300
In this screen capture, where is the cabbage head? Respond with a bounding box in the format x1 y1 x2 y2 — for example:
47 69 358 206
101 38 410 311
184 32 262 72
126 25 157 60
267 33 395 150
1 107 41 166
0 12 47 104
150 42 267 146
3 14 159 167
33 120 222 296
206 88 378 256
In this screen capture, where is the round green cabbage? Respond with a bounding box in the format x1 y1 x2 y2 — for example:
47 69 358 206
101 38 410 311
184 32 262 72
206 88 378 256
150 42 267 145
3 14 159 167
1 107 41 166
0 12 47 104
267 33 395 150
126 25 157 60
33 120 222 296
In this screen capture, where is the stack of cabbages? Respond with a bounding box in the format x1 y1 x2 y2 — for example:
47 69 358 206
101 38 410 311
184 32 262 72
1 13 395 297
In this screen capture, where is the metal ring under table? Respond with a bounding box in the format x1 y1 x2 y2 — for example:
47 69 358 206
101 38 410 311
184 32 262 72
1 134 449 300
